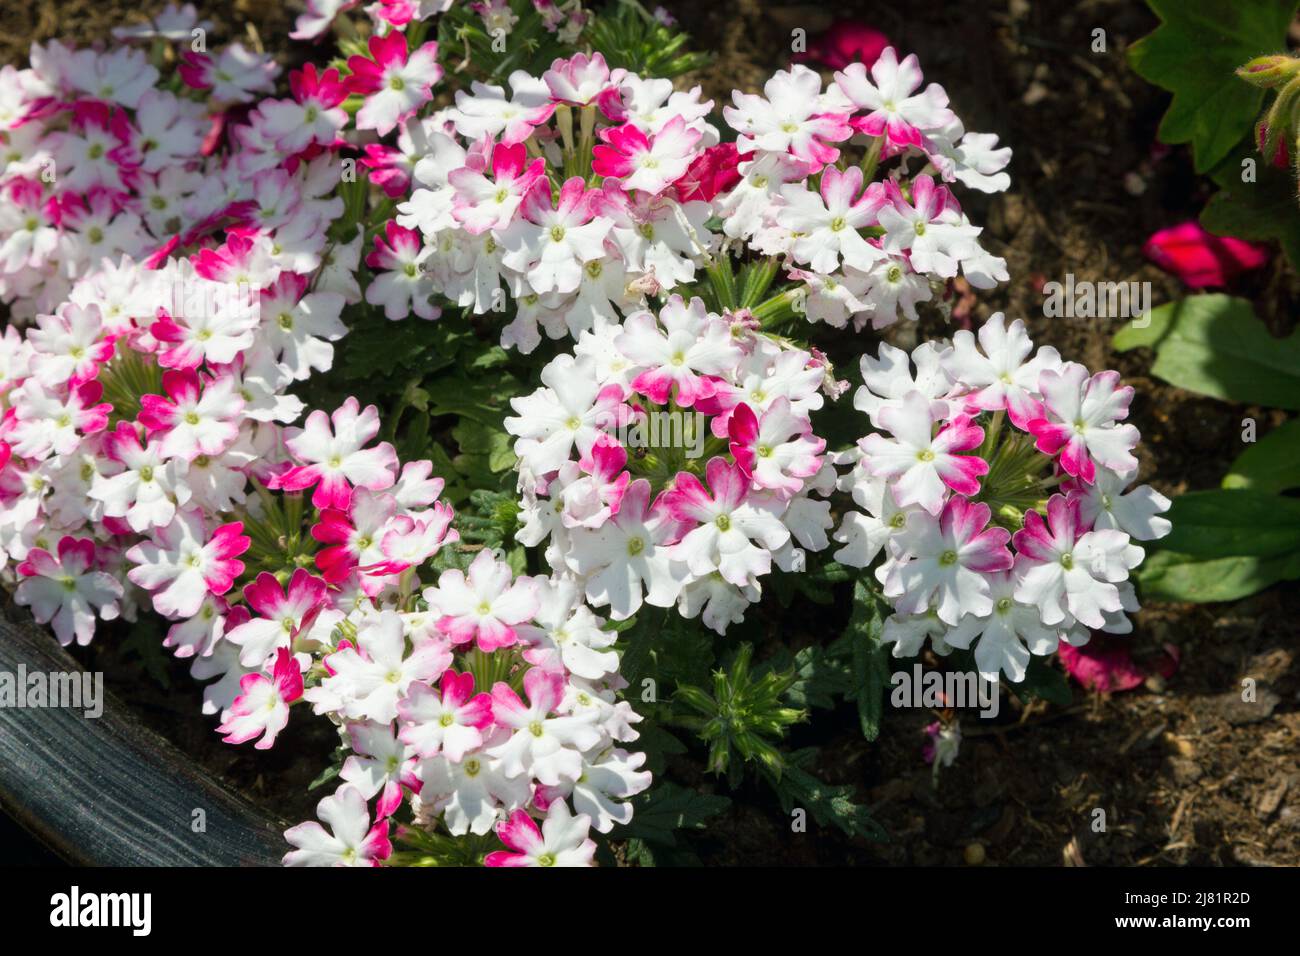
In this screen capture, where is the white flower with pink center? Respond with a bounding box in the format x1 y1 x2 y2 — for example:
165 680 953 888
15 536 123 646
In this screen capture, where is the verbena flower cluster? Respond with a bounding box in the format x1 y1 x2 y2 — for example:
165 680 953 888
504 293 836 634
0 3 649 868
831 315 1173 682
0 1 1165 868
374 44 1011 351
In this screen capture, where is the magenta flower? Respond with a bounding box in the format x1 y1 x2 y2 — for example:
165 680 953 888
1143 221 1270 289
673 141 747 203
794 19 891 71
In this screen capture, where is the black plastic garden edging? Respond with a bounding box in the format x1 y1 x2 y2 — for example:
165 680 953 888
0 614 286 866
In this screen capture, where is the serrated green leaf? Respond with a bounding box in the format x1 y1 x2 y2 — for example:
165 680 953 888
844 578 891 741
1129 0 1298 172
620 782 731 847
1202 142 1300 268
775 754 887 842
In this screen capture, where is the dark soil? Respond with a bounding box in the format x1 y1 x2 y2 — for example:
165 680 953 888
5 0 1298 865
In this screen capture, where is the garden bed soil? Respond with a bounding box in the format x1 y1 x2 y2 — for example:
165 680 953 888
4 0 1298 865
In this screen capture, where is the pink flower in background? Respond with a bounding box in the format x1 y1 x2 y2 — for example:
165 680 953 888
1059 636 1179 694
1143 221 1271 288
673 141 747 203
794 19 891 72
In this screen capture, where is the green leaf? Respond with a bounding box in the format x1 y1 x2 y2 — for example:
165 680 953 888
1202 141 1300 267
783 644 854 711
1224 418 1300 492
620 782 731 847
1008 657 1073 707
775 752 887 842
1158 488 1300 556
1136 488 1300 601
1112 294 1300 409
843 578 891 741
1136 548 1300 601
1128 0 1298 172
